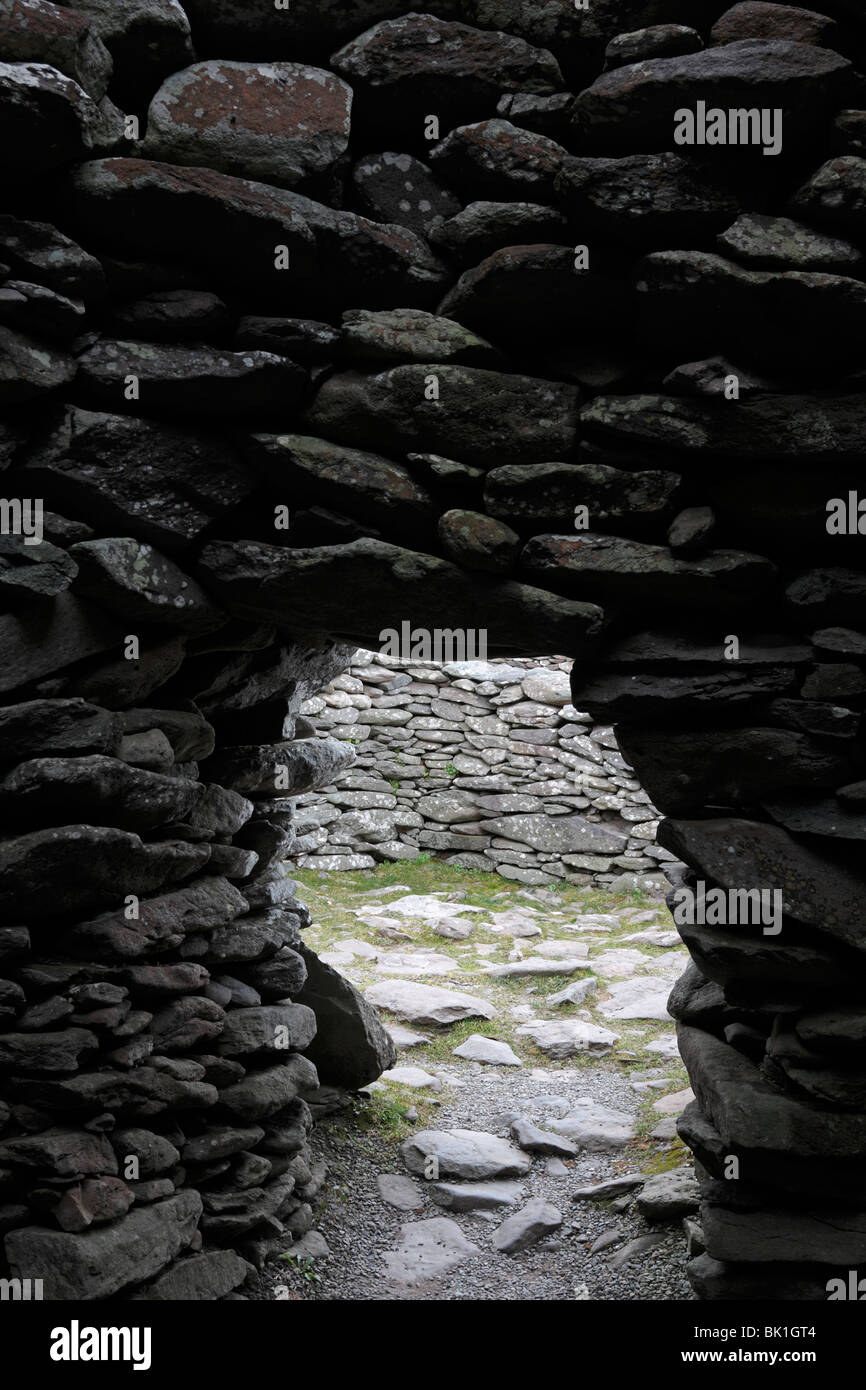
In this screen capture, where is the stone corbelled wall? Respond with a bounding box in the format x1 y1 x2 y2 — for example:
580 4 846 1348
1 0 866 1302
296 650 676 891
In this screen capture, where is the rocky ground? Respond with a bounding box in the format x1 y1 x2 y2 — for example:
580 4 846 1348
262 861 700 1301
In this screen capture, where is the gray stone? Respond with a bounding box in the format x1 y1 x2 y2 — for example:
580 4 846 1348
365 981 495 1027
492 1197 562 1254
429 1180 523 1212
510 1118 577 1157
143 61 352 189
376 1173 424 1212
515 1019 618 1058
636 1169 700 1221
4 1191 201 1300
382 1217 480 1285
401 1129 532 1180
453 1035 522 1066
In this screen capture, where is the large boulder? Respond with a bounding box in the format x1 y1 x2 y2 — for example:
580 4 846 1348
295 942 397 1088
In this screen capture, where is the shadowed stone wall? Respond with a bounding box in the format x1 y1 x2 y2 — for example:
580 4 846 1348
1 0 866 1302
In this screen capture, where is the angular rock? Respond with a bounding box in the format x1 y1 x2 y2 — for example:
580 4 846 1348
430 119 568 202
522 533 775 614
549 1100 637 1149
71 158 446 312
510 1118 576 1156
430 200 567 266
636 1169 700 1220
561 153 740 248
717 212 862 272
243 433 435 539
606 24 702 68
295 942 396 1087
0 824 209 920
429 1179 523 1211
340 308 498 368
479 813 625 855
492 1197 561 1253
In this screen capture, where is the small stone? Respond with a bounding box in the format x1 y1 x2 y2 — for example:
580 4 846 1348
493 1198 562 1255
452 1035 521 1067
376 1173 424 1212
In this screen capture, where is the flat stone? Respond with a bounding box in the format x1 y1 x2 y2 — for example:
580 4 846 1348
429 1180 523 1212
597 978 674 1022
401 1129 532 1180
607 1232 667 1270
573 1175 645 1201
548 978 599 1007
453 1035 521 1066
515 1020 618 1058
485 958 583 979
382 1217 480 1285
380 1066 441 1091
366 980 495 1027
549 1101 637 1150
478 813 626 855
376 1173 424 1212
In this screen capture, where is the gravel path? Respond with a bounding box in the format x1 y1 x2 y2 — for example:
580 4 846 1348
258 873 698 1302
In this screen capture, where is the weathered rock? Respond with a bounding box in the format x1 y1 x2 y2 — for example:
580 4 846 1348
573 40 852 154
711 4 841 48
430 200 568 265
70 159 447 312
352 151 460 237
0 824 210 920
382 1216 480 1284
0 0 114 99
401 1129 531 1180
306 363 579 468
366 980 495 1027
295 942 396 1086
198 537 601 655
332 15 562 134
515 1019 618 1057
717 212 862 272
144 61 352 189
429 1179 523 1211
430 119 568 202
561 153 740 247
452 1034 521 1066
510 1118 576 1156
636 1169 700 1220
4 1191 202 1300
606 24 702 68
492 1196 562 1253
478 814 625 854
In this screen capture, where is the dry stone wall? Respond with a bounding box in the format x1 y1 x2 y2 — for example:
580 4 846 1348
0 0 865 1304
296 650 676 891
